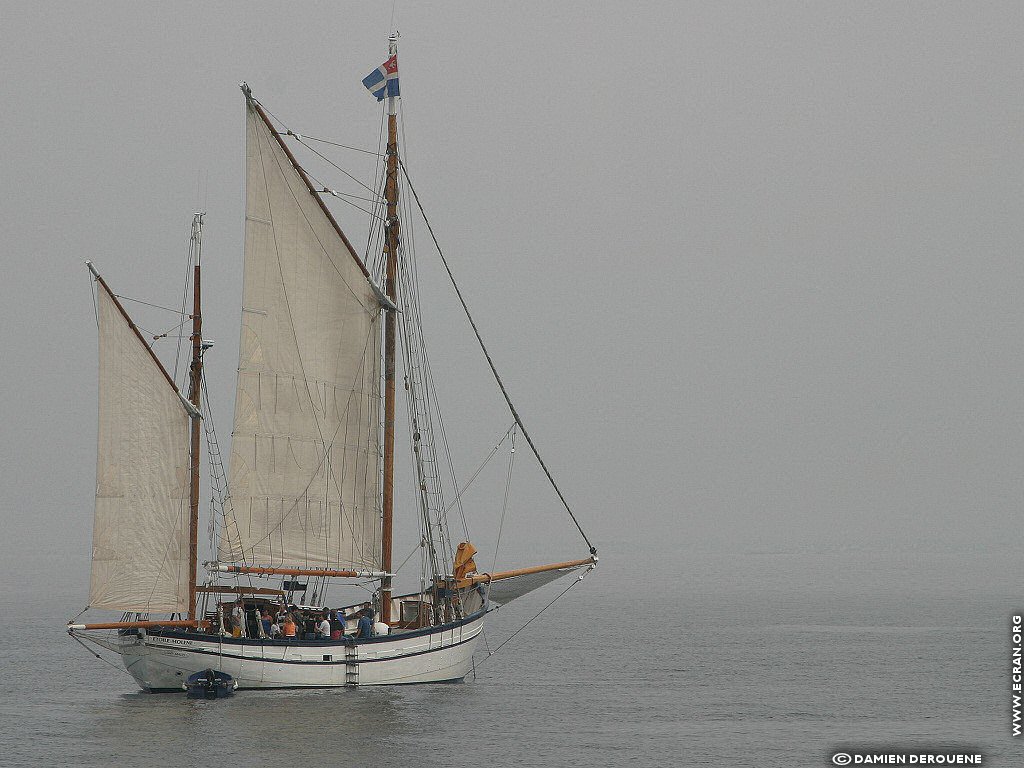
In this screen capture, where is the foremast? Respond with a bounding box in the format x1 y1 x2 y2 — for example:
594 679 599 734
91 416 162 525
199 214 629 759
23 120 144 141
186 213 204 622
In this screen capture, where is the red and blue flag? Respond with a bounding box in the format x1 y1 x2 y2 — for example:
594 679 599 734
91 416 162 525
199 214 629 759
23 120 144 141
362 55 399 101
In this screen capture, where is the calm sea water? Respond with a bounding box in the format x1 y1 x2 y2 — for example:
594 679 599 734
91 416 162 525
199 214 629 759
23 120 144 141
3 552 1020 766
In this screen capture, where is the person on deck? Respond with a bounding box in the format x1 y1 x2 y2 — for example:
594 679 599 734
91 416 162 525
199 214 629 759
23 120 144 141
301 610 316 641
230 599 244 637
289 606 305 639
317 612 331 639
248 604 262 638
281 612 297 639
329 612 344 640
355 607 375 639
261 608 272 637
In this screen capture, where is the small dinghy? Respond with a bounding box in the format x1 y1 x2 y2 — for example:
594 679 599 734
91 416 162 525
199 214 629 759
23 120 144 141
184 668 235 699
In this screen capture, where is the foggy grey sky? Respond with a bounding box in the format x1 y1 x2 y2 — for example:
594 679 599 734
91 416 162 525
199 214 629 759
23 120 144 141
2 2 1022 591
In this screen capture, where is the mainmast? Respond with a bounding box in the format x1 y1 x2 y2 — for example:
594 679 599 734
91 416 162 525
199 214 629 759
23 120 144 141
381 33 401 625
186 213 204 622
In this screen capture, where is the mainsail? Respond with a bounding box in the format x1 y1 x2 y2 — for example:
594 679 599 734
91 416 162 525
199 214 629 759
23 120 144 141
218 94 383 571
90 283 192 613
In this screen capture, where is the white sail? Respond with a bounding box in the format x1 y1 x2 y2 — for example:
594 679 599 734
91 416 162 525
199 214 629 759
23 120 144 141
90 284 192 612
483 564 589 607
218 95 383 571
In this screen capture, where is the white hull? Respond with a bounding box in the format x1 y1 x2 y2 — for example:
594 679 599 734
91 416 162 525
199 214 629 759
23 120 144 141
109 611 485 690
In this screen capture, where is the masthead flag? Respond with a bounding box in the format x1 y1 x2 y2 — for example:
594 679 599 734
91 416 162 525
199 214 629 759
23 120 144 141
362 55 399 101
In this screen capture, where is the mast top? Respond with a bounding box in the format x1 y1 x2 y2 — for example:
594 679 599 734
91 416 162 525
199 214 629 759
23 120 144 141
191 212 204 268
387 34 399 116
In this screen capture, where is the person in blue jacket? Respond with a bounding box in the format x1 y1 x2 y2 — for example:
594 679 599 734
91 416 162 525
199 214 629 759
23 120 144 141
355 606 375 639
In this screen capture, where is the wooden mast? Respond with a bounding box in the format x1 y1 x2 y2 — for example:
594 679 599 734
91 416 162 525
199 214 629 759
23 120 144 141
455 556 597 588
211 565 387 578
380 33 401 625
186 213 203 622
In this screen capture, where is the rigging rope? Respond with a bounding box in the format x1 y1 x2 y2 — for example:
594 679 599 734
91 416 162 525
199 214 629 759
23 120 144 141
150 316 190 342
283 131 383 157
291 134 381 198
113 295 188 315
393 538 424 575
88 269 100 326
173 217 199 384
394 149 472 544
479 567 592 664
444 423 515 514
399 160 597 555
485 426 516 608
69 633 138 679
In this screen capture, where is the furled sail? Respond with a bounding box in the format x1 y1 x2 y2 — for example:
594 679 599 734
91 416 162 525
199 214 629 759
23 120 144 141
218 95 383 571
89 283 192 612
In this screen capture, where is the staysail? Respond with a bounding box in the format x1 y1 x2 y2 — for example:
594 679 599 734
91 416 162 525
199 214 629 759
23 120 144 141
482 565 588 606
218 94 383 571
89 282 192 613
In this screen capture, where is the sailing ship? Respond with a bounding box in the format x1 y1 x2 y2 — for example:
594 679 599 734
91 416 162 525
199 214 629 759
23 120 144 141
68 36 597 690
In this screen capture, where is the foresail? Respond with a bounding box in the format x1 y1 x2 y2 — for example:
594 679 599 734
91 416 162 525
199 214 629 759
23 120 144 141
218 95 383 572
483 563 589 607
90 285 192 613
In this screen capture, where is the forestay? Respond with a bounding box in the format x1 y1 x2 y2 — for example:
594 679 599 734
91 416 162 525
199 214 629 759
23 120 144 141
90 285 192 613
218 96 383 572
